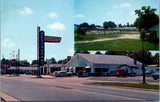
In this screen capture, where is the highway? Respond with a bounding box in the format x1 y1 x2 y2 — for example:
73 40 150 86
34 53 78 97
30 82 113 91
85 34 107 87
1 75 159 101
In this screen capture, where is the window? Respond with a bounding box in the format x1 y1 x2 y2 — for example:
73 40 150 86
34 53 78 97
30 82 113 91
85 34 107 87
95 68 101 72
103 68 109 72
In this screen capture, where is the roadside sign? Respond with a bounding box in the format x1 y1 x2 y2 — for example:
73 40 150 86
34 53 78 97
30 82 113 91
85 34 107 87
44 36 61 43
39 30 45 66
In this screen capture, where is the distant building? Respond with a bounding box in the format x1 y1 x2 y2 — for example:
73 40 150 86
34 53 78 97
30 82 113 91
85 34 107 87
41 64 65 75
110 27 139 31
65 53 142 75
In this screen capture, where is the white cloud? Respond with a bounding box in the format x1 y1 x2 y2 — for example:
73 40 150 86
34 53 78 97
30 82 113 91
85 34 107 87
46 22 66 30
76 14 84 18
68 48 74 54
120 3 131 7
2 38 15 47
17 7 33 15
48 12 57 18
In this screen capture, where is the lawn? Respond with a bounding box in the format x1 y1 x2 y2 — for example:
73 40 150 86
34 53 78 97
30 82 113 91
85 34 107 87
75 39 159 51
88 82 159 90
75 32 140 41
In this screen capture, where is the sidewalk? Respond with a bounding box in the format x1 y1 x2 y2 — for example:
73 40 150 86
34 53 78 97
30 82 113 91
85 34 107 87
1 92 21 101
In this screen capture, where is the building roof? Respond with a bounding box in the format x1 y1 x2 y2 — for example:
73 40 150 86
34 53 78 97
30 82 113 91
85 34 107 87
43 64 65 67
70 53 142 66
111 27 138 30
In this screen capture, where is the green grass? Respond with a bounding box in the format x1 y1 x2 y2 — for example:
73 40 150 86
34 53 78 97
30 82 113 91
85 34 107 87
75 39 159 51
75 33 121 41
89 82 159 90
75 32 140 41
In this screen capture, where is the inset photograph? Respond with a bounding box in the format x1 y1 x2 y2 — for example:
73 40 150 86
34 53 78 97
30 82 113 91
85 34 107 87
74 0 159 51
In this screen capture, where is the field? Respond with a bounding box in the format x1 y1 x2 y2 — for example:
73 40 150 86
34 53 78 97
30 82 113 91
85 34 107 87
75 39 159 51
75 32 139 41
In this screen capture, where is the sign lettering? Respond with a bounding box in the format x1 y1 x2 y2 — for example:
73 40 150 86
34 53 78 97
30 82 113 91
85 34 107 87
44 36 61 43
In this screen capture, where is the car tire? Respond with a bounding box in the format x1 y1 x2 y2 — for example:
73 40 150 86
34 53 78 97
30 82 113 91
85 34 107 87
153 76 157 80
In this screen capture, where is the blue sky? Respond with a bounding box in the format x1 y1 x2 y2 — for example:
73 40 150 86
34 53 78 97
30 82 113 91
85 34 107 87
75 0 159 26
1 0 159 63
1 0 74 63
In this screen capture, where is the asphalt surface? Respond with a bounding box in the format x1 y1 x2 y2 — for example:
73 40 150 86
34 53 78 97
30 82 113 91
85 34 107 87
1 75 159 101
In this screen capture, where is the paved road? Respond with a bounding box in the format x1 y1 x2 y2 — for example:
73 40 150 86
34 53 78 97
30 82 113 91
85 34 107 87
1 75 159 101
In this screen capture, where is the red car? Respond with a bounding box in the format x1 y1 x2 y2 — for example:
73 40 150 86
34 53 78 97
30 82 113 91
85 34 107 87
115 68 126 77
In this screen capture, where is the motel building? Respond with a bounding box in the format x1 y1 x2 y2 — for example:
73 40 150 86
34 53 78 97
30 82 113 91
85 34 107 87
65 53 143 76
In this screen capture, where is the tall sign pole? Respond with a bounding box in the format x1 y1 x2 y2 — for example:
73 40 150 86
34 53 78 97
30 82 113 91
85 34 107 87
37 26 61 77
37 26 41 77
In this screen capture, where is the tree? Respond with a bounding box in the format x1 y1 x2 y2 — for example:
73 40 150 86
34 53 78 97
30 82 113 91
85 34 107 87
134 18 142 30
1 58 10 65
76 27 86 36
149 30 159 50
105 51 129 55
50 57 57 64
74 51 90 55
89 24 96 30
127 22 130 27
103 21 117 29
79 22 89 30
31 60 38 65
130 24 134 27
95 51 103 55
135 6 159 31
104 51 155 65
153 53 159 65
20 60 30 66
118 24 123 27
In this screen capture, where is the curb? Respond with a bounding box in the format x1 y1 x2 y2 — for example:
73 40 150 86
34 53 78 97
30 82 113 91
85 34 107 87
1 92 21 101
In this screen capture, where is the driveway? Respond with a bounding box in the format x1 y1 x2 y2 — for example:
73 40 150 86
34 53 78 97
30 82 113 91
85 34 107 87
75 34 140 43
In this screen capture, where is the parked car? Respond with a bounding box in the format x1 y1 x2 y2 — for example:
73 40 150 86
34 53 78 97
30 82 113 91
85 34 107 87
55 71 72 77
115 68 126 77
145 70 154 76
128 70 136 76
25 72 32 75
78 71 89 77
152 73 159 80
